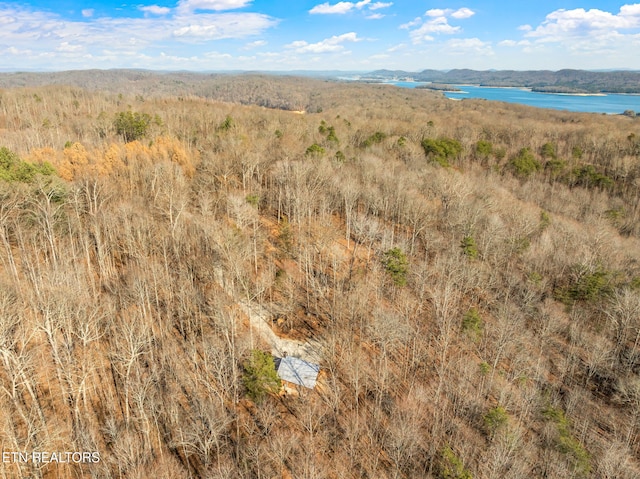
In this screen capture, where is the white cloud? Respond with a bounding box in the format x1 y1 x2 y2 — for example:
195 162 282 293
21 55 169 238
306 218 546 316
309 0 391 16
288 40 308 48
286 32 360 53
621 4 640 15
386 43 405 52
400 17 421 29
499 39 531 47
310 2 352 14
2 46 32 56
57 42 84 52
426 9 448 18
370 2 392 10
485 5 640 68
0 4 278 63
139 5 171 15
406 7 475 43
177 0 252 13
526 5 640 41
451 8 474 19
366 13 385 20
310 0 367 14
171 13 276 41
245 40 267 48
203 50 233 59
426 8 474 19
409 16 460 43
173 24 221 38
446 37 493 55
82 9 94 18
512 3 640 61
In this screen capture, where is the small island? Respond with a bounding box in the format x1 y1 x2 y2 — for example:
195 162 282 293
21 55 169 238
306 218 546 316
530 86 605 95
415 83 462 92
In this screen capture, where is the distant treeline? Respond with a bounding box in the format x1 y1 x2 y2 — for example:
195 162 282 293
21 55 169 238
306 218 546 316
367 68 640 93
0 70 333 112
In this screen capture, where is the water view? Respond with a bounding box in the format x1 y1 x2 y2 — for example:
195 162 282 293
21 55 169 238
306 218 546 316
392 81 640 114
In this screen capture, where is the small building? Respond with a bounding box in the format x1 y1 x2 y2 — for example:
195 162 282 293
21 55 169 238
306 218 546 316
275 356 320 389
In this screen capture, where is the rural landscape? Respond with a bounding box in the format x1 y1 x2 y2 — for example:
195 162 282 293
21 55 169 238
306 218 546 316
1 70 640 478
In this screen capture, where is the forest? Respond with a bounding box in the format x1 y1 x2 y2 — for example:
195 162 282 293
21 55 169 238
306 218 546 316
1 72 640 478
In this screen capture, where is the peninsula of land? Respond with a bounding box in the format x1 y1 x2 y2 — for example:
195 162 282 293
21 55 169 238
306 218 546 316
363 68 640 94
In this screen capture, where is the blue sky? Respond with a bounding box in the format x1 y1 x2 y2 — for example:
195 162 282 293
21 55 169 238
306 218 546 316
1 1 640 71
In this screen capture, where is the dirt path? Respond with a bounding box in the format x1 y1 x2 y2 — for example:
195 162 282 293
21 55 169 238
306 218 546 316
214 267 322 363
237 300 322 363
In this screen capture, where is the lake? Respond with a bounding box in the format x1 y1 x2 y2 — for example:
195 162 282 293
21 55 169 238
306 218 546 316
391 81 640 115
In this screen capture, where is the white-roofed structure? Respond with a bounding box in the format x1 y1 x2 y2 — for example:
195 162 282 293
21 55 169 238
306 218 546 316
276 356 320 389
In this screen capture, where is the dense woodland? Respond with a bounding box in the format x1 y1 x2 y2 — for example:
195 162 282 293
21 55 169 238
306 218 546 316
1 73 640 478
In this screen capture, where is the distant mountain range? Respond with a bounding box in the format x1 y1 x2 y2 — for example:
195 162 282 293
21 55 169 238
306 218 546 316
1 68 639 94
364 69 640 94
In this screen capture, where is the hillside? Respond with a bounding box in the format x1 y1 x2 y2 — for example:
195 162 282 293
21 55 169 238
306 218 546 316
1 73 640 478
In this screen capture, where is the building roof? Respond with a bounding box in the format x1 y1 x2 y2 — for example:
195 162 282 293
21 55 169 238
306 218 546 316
276 356 320 389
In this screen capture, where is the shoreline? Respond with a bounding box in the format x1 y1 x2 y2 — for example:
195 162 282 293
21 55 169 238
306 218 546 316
453 84 611 96
349 79 640 114
550 92 607 97
436 84 639 115
339 78 640 95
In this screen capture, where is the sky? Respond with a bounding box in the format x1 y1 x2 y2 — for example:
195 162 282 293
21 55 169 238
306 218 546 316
1 1 640 71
